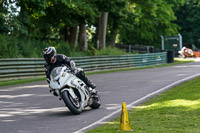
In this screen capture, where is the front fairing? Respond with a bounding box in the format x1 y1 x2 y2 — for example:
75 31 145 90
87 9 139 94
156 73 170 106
50 73 76 89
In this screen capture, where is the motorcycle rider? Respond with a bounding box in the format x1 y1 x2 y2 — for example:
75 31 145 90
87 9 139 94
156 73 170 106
43 46 96 90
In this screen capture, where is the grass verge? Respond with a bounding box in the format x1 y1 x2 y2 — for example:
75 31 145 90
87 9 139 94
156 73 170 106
0 59 193 87
87 76 200 133
0 77 45 87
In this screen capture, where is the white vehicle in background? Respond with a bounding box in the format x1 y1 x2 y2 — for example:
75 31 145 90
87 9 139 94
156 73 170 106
49 66 101 115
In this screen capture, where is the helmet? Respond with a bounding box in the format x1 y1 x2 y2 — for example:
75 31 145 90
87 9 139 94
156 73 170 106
43 47 56 63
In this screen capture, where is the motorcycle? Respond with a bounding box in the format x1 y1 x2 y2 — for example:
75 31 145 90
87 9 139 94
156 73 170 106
49 66 101 115
178 47 196 58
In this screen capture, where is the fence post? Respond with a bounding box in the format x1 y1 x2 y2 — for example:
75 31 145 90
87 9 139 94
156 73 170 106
129 45 131 53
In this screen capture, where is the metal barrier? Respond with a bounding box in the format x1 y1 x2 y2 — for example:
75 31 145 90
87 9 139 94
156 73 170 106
115 44 155 53
0 52 167 81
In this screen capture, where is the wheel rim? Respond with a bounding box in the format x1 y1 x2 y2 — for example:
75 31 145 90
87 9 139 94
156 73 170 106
68 94 80 108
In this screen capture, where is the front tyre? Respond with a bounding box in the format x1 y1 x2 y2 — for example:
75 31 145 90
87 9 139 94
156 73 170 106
90 92 101 109
61 91 82 115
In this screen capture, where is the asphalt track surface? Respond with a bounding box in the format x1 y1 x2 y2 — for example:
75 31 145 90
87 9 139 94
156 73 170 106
1 62 200 133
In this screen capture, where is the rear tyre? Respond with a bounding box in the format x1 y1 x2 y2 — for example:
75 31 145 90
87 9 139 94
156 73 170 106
90 92 101 109
61 90 82 115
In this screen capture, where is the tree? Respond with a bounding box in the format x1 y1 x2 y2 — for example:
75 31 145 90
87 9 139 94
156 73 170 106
96 12 108 49
0 0 188 55
119 0 184 47
10 0 98 49
93 0 118 49
78 24 88 50
106 0 131 47
94 0 132 49
0 0 9 33
175 0 200 47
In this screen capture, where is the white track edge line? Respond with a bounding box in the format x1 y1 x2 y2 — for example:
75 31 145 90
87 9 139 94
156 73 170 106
74 73 200 133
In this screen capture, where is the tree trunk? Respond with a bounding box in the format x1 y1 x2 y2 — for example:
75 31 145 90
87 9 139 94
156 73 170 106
96 17 101 49
64 26 70 42
108 28 118 47
78 24 88 51
96 12 109 49
69 26 78 45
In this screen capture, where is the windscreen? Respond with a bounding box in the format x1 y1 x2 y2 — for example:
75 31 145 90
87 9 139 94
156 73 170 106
51 67 62 78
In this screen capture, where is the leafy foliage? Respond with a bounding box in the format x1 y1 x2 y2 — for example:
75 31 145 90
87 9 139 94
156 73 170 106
0 0 194 58
94 46 128 56
0 1 9 33
0 34 127 58
119 0 184 47
175 0 200 47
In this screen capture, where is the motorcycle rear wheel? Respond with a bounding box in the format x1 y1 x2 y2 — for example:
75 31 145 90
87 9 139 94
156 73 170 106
61 90 82 115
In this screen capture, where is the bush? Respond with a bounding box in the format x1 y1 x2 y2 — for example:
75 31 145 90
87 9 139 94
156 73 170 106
0 34 8 58
0 34 20 58
0 34 48 58
94 46 128 56
0 34 133 58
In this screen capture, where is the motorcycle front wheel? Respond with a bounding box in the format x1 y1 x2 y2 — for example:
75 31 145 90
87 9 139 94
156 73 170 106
61 90 82 115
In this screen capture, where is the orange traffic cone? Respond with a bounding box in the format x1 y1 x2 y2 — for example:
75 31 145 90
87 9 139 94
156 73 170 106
120 102 132 131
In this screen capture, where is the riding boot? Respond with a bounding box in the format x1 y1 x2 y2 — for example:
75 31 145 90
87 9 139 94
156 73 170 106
76 71 96 89
85 79 96 89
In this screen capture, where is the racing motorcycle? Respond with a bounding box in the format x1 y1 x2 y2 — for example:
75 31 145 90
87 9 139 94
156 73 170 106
49 66 101 115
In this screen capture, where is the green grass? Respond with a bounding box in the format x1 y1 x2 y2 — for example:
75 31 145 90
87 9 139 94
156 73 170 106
174 57 196 62
0 77 45 87
0 59 193 87
87 76 200 133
